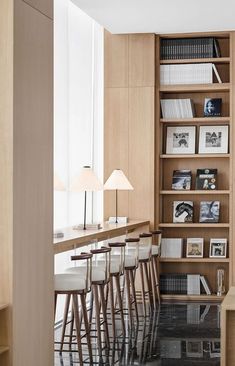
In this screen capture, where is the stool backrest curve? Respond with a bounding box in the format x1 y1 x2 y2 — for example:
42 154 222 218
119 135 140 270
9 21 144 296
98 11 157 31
108 242 126 275
151 229 162 256
125 237 140 268
90 246 111 282
71 253 93 291
139 233 152 259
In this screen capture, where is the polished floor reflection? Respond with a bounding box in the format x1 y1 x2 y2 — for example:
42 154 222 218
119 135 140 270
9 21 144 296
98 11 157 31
55 303 220 365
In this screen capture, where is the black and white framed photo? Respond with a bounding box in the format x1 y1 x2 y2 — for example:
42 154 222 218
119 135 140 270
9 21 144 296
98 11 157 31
166 126 196 154
186 238 204 258
186 341 203 358
199 201 220 223
198 125 228 154
172 170 192 190
209 239 227 258
204 98 222 117
173 201 193 223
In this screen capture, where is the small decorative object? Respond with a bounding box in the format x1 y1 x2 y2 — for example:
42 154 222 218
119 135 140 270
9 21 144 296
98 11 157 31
104 169 133 224
186 341 203 358
195 168 217 190
216 268 225 296
172 170 192 190
204 98 222 117
210 239 227 258
198 125 228 154
166 126 196 154
186 238 204 258
199 201 220 223
173 201 193 223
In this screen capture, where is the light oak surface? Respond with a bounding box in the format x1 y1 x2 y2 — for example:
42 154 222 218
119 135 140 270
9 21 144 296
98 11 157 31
160 57 230 64
23 0 53 19
221 287 235 365
160 83 230 92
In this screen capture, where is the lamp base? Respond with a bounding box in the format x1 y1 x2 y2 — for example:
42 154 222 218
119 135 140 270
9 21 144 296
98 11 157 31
73 223 102 230
108 216 128 224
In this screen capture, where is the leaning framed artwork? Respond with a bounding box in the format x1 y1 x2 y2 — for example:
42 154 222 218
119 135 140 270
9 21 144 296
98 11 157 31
166 126 196 154
198 125 229 154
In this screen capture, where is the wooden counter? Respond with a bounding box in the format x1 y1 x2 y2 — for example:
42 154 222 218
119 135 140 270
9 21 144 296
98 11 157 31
54 220 150 254
221 287 235 365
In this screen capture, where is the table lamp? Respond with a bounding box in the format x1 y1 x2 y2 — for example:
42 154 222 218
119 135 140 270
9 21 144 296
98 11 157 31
104 169 133 224
70 166 103 230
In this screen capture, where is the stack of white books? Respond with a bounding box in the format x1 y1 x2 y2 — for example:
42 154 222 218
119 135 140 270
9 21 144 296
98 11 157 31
160 63 221 85
161 238 183 258
161 98 195 119
187 274 201 295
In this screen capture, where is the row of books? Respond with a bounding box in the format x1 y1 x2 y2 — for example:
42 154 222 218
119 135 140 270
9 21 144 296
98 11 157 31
161 98 222 119
160 273 211 295
160 339 220 359
172 169 217 190
160 63 222 85
173 200 220 223
160 37 221 60
161 238 227 258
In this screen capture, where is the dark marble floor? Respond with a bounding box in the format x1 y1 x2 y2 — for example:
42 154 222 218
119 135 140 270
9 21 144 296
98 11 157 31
54 302 220 365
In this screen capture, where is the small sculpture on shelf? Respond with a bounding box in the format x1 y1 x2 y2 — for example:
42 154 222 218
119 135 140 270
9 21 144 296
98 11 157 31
217 268 225 296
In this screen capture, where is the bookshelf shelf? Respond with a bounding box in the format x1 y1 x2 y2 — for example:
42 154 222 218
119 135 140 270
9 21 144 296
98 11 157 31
160 154 230 159
161 294 225 302
160 258 230 263
160 57 230 65
160 83 230 93
159 223 229 228
160 117 230 124
160 190 230 195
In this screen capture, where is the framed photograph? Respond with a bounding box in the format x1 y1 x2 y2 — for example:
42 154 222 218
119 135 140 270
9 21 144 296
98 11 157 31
204 98 222 117
172 170 192 190
173 201 193 223
186 341 203 358
210 239 227 258
198 125 228 154
186 238 204 258
199 201 220 223
166 126 196 154
209 341 220 358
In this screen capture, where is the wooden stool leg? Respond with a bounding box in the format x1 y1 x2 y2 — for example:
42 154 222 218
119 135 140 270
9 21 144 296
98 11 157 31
144 262 153 312
155 256 161 303
88 290 94 329
60 294 71 353
93 285 102 356
109 277 116 339
80 293 93 364
129 269 139 324
72 294 83 365
150 259 157 309
99 285 110 349
69 309 74 351
140 263 147 317
125 270 133 327
115 276 126 335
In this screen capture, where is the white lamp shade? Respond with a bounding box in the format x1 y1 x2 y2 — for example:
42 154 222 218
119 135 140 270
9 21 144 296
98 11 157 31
54 172 66 191
104 169 133 191
70 166 103 192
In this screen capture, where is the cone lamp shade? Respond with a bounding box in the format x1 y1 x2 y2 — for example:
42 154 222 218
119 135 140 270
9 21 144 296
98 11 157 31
71 166 103 230
104 169 133 223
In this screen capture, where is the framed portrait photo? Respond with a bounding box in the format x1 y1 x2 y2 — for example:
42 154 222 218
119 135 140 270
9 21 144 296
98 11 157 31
186 238 204 258
198 125 229 154
209 238 227 258
166 126 196 154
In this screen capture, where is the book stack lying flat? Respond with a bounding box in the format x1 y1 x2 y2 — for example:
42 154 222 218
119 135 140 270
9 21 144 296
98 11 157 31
160 98 195 119
160 37 221 60
160 63 221 85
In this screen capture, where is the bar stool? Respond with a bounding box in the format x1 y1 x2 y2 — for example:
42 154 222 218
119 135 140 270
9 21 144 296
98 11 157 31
65 246 111 356
138 233 153 317
54 253 93 365
124 237 140 326
150 230 162 305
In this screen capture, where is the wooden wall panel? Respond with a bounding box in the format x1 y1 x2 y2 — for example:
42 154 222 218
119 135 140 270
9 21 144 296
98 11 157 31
104 88 129 219
129 87 155 224
129 34 155 87
104 30 129 88
23 0 53 19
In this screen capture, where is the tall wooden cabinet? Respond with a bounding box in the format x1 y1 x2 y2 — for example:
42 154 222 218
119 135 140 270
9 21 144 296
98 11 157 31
104 30 235 300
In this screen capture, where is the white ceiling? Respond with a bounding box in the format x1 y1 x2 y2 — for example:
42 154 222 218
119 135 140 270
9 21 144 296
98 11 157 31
72 0 235 34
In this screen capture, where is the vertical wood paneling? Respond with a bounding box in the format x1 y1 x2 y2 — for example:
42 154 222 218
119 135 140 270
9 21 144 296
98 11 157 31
23 0 53 19
155 36 161 229
104 30 129 88
104 88 129 219
128 87 155 225
129 34 155 87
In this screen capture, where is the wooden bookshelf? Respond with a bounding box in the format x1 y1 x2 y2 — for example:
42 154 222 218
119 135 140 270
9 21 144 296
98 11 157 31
156 31 233 300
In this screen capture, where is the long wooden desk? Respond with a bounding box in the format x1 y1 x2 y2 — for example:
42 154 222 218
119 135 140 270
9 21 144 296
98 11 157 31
221 286 235 365
54 220 150 254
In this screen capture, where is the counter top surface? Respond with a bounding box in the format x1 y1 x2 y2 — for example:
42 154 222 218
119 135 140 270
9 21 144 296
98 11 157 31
221 286 235 310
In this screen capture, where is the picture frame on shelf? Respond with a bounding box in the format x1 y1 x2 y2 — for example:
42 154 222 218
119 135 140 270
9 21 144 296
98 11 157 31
173 201 194 223
186 341 203 358
209 341 221 358
186 238 204 258
204 98 222 117
166 126 196 154
199 201 220 223
209 239 227 258
198 125 229 154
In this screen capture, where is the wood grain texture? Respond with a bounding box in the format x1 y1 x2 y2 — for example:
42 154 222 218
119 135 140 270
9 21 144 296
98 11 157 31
128 87 155 225
22 0 53 19
13 1 54 365
128 34 155 87
104 30 128 88
104 88 129 220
